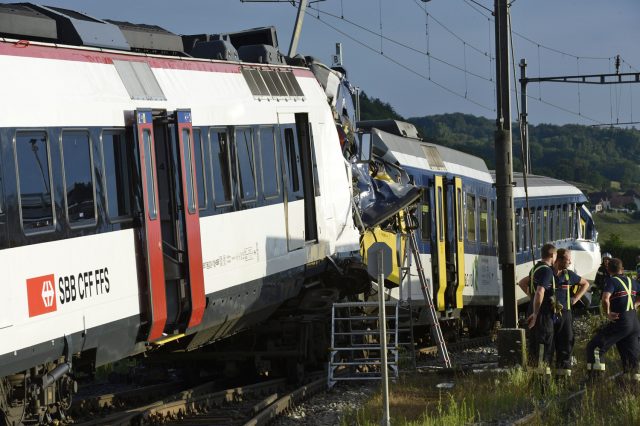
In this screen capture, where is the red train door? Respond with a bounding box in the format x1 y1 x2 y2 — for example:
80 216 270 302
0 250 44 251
174 110 205 329
134 109 167 341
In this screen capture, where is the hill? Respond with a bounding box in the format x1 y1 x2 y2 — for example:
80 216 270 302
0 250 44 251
355 91 640 191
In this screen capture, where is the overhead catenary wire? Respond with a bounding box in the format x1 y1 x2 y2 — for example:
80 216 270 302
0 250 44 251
411 0 493 59
508 11 535 266
303 1 604 124
306 3 495 83
305 9 496 112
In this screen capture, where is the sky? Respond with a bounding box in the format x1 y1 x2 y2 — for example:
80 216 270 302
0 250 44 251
22 0 640 126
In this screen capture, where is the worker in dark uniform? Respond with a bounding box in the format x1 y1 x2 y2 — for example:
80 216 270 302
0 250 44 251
592 252 612 311
594 252 612 292
635 255 640 280
586 258 640 380
523 243 557 368
553 248 590 377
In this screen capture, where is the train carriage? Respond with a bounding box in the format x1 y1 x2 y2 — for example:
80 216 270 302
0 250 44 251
358 120 600 332
0 4 366 422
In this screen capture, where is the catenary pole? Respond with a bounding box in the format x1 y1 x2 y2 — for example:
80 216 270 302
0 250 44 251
494 0 517 328
288 0 308 57
519 59 530 174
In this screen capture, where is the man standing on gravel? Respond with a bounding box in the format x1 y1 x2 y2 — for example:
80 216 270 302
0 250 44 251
553 248 589 377
586 258 640 380
523 243 557 368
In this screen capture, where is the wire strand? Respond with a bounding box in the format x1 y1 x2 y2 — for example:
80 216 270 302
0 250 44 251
306 10 496 112
306 4 495 83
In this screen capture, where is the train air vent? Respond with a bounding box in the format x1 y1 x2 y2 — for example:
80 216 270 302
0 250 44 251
106 20 185 56
241 67 303 98
113 60 167 101
0 3 57 41
421 145 447 171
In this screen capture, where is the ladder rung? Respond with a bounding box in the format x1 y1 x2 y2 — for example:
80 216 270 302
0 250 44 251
331 346 399 351
330 361 398 366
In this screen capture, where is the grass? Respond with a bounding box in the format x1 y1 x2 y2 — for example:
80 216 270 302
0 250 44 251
593 211 640 246
342 312 640 425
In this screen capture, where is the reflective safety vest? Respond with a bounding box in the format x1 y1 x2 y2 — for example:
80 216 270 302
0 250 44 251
614 276 635 312
560 270 572 311
529 263 555 297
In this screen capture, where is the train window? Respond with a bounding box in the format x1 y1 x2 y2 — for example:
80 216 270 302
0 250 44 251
562 205 568 239
193 128 207 210
210 129 233 206
182 129 196 214
544 208 550 243
466 193 476 242
284 128 301 193
102 130 134 220
420 190 431 240
568 205 575 239
479 197 488 243
62 130 96 226
235 128 257 202
556 207 562 240
536 208 543 247
549 207 555 241
259 126 280 199
142 129 157 220
492 200 497 247
16 131 54 233
515 209 521 252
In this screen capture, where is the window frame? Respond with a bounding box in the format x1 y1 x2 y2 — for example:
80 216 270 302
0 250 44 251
60 128 97 229
234 126 258 204
208 127 234 208
466 192 476 242
192 127 208 211
14 129 56 235
479 196 488 244
257 125 281 200
100 128 135 224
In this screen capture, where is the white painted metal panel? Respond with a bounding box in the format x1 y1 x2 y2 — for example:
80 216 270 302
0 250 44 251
0 229 140 356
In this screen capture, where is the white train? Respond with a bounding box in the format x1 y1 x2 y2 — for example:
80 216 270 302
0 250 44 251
0 4 368 423
358 120 600 334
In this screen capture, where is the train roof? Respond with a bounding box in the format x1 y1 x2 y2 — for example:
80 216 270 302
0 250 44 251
370 126 493 183
0 3 292 64
494 172 587 201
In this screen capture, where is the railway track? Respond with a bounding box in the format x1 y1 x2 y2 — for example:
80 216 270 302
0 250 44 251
417 335 495 357
72 374 326 425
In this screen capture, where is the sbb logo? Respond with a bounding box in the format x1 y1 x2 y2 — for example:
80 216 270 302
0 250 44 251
27 274 57 317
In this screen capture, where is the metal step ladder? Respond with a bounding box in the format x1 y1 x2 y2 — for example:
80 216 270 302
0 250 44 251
405 215 452 368
328 300 403 388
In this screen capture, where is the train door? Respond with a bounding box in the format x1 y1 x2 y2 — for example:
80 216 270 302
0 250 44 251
295 113 318 242
134 109 205 341
447 177 465 309
279 113 305 251
431 175 447 310
430 176 465 311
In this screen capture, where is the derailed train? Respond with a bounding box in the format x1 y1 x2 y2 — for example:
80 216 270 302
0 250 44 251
0 4 378 423
358 120 600 334
0 2 602 423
